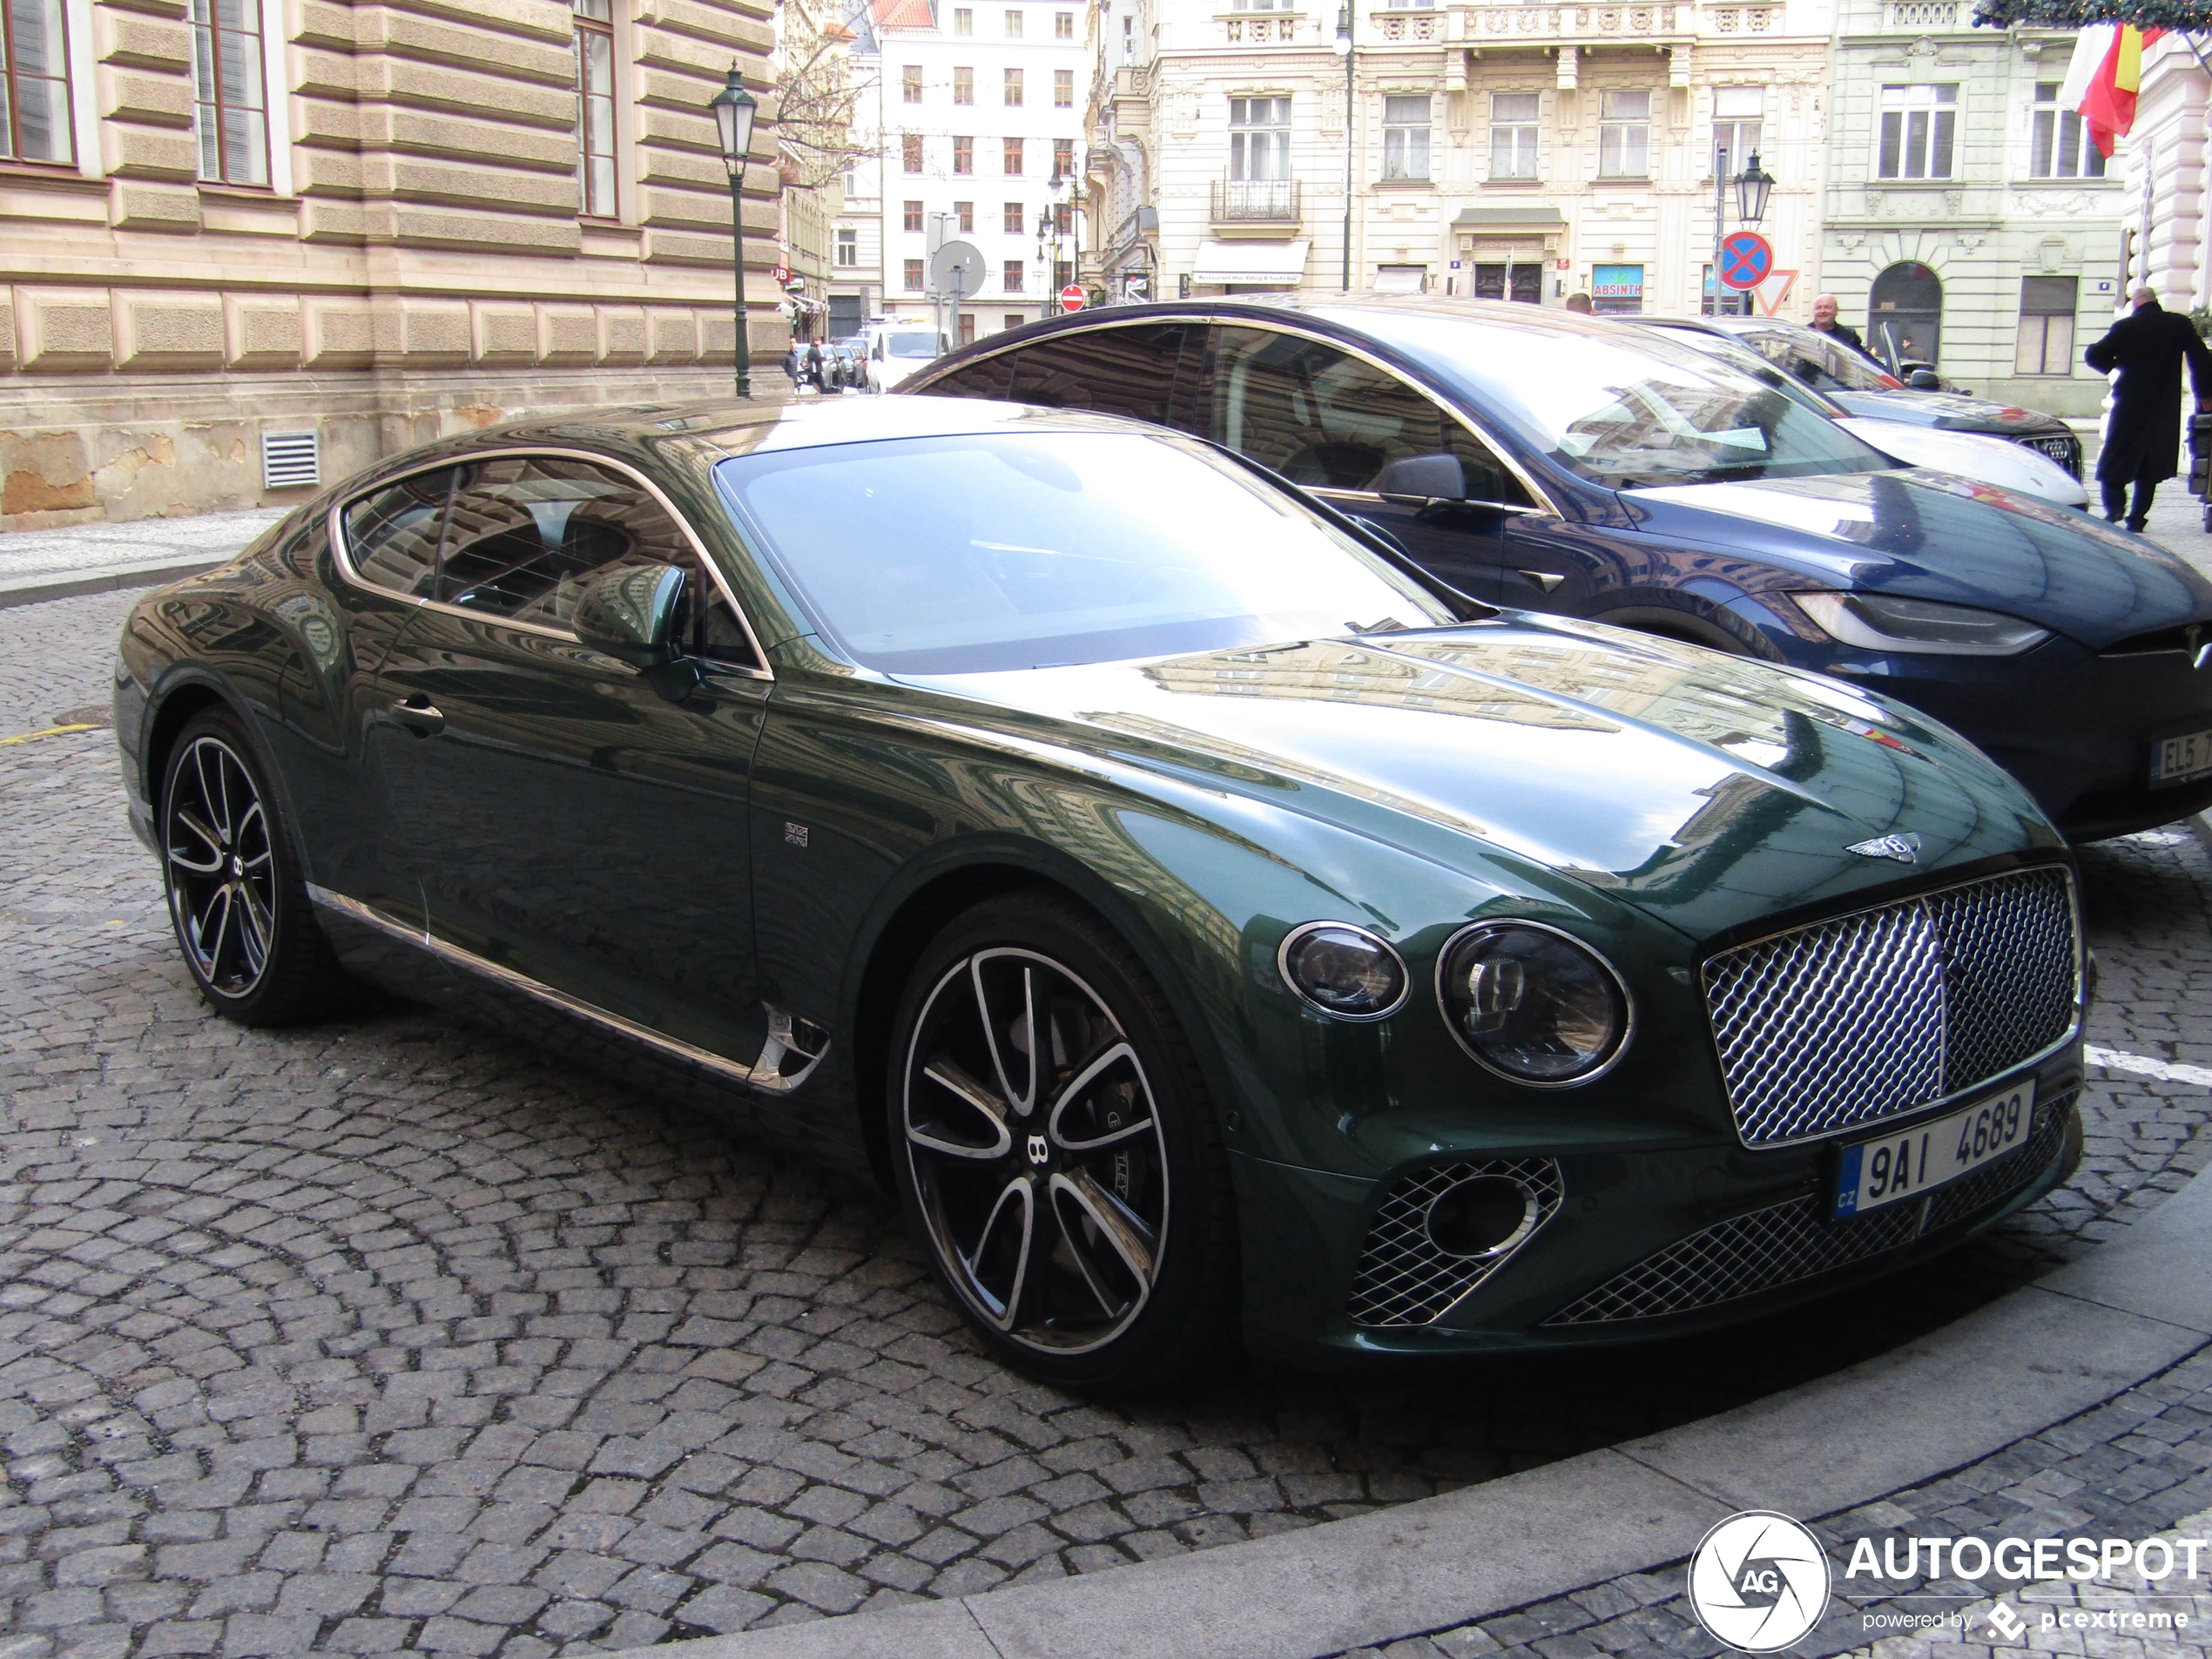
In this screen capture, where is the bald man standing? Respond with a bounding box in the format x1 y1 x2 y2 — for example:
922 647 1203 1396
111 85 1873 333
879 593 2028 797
2084 286 2212 531
1810 294 1874 360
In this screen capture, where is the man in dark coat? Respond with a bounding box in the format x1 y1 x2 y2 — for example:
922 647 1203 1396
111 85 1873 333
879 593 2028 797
2085 286 2212 531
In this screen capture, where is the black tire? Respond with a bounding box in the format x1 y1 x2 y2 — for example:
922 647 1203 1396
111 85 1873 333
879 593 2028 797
887 890 1238 1391
158 707 350 1026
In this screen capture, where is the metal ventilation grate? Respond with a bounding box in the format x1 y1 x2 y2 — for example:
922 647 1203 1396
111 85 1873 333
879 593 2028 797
261 431 320 491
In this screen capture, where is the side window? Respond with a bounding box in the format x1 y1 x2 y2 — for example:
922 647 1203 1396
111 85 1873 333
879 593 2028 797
919 354 1015 400
438 455 761 667
1195 327 1531 506
343 468 457 598
1001 325 1189 425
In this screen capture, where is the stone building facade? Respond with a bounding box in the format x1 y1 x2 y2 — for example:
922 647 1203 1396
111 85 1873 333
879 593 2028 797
1817 0 2122 416
1084 0 1831 318
0 0 776 530
2109 36 2208 319
856 0 1089 344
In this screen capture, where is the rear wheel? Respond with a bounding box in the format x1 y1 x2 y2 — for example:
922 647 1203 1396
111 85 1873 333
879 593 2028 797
889 892 1238 1391
159 709 348 1025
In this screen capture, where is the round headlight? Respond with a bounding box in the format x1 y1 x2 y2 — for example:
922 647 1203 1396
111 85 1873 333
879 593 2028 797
1278 922 1409 1021
1436 921 1631 1084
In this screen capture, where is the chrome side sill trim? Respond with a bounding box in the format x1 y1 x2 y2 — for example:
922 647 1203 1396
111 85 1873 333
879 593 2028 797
305 884 828 1095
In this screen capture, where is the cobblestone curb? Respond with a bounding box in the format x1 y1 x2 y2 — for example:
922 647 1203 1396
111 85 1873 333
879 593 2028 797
0 556 234 612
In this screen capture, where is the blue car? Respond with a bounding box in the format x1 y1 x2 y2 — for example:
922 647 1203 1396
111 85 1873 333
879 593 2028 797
904 298 2212 840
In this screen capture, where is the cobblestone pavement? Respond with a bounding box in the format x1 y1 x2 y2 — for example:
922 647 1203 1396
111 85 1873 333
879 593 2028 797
3 588 2211 1656
1334 1350 2212 1659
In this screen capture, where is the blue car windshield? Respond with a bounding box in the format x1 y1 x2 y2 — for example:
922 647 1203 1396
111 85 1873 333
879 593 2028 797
1338 311 1894 491
713 430 1456 674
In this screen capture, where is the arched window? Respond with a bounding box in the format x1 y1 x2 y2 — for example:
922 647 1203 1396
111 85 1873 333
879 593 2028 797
1869 261 1943 369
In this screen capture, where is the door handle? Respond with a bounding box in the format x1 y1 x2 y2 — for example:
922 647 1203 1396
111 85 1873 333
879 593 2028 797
392 697 444 737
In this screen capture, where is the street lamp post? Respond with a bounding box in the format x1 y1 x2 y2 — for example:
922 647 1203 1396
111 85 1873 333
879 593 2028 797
1710 146 1776 318
710 66 759 399
1334 5 1353 293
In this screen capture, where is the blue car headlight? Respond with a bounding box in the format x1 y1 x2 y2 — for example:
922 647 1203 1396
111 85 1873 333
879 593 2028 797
1792 591 2052 656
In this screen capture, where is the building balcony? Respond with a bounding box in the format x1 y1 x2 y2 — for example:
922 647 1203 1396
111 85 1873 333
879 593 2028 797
1212 179 1301 225
1218 10 1305 43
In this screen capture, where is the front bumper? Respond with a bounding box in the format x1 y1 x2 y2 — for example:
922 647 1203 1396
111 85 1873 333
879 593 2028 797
1804 633 2212 840
1235 1043 2084 1366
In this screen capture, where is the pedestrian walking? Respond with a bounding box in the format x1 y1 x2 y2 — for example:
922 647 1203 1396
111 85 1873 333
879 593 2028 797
1810 294 1876 361
2084 286 2212 531
806 339 827 393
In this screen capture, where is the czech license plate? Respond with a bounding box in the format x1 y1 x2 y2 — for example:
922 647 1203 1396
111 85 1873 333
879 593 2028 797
2151 725 2212 787
1832 1082 2036 1219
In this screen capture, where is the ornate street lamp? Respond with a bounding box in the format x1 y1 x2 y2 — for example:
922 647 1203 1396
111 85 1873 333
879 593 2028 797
1735 151 1776 225
710 66 759 399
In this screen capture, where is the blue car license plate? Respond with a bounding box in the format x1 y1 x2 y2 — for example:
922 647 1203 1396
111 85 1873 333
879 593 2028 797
1832 1082 2035 1219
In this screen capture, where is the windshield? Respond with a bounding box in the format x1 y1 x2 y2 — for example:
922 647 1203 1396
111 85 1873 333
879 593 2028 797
1367 317 1892 489
714 430 1455 673
887 333 940 359
1721 324 1905 394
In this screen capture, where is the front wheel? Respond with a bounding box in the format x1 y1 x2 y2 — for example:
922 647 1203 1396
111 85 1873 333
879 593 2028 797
888 892 1238 1391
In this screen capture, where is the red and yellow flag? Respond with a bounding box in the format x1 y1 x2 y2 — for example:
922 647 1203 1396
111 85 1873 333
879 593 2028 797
2062 23 2167 158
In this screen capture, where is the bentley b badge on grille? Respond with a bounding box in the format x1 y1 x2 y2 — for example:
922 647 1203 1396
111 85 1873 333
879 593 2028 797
1845 833 1920 863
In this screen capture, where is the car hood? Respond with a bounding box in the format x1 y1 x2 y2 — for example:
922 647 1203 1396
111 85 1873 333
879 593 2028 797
1831 418 2088 509
1827 388 2070 437
900 616 2060 947
1624 469 2212 648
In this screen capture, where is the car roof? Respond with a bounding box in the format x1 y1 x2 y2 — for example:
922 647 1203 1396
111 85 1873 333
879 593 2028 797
381 394 1177 469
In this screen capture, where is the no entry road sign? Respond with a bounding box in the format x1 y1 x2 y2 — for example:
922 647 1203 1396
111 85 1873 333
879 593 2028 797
1719 231 1774 292
1060 284 1087 313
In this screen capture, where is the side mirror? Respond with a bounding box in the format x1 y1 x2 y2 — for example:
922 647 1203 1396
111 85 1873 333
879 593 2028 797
574 562 685 668
1907 368 1942 391
1372 453 1468 503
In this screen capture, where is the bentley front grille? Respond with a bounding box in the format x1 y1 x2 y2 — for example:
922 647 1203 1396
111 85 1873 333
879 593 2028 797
1544 1090 2072 1327
1702 867 2077 1150
1347 1158 1562 1328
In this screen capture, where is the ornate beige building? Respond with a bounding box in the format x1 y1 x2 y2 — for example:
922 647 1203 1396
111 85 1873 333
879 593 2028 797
1085 0 1831 317
0 0 776 530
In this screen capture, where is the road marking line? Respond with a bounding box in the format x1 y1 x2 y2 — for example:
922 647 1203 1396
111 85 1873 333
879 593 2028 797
2087 1045 2212 1089
0 723 98 745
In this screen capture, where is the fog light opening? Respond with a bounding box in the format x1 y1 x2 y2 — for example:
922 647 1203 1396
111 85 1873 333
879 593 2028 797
1424 1175 1540 1259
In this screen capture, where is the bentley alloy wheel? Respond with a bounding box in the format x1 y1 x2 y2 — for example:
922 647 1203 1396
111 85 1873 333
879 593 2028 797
158 710 347 1025
891 894 1234 1388
165 732 277 1000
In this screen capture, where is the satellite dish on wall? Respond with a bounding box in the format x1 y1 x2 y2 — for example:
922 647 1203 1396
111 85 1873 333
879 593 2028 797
929 240 986 300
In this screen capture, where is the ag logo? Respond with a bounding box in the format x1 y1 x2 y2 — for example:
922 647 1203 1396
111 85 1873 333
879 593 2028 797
1687 1511 1831 1652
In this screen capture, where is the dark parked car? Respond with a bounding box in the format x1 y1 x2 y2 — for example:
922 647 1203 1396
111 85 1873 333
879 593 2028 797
904 299 2212 840
119 397 2086 1387
1631 314 2086 480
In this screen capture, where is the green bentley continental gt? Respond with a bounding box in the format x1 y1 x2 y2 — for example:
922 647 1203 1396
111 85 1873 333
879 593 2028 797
114 396 2087 1389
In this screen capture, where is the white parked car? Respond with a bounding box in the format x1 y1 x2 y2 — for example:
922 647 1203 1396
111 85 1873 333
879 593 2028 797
867 327 951 395
1635 320 2090 510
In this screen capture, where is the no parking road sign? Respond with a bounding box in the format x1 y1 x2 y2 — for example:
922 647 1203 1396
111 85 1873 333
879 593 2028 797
1719 231 1773 292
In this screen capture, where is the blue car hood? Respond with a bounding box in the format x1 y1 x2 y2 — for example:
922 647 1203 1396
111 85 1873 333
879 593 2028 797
1625 469 2212 649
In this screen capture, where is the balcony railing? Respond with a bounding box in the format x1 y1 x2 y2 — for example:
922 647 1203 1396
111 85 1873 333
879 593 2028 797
1212 178 1301 223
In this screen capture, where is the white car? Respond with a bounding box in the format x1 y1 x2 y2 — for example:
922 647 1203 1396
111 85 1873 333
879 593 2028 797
1831 416 2089 509
867 327 951 395
1639 322 2090 509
